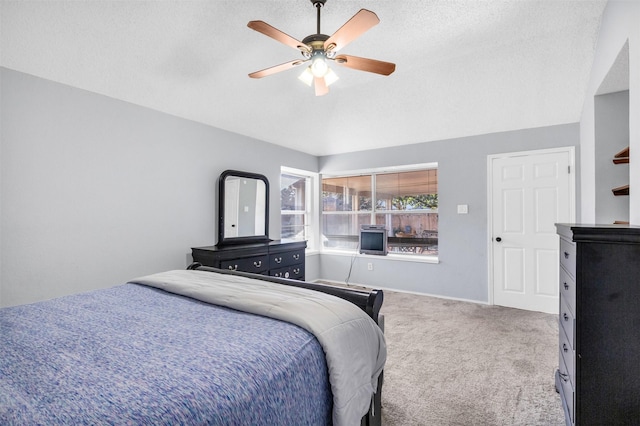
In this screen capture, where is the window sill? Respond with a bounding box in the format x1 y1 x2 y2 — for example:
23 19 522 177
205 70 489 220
321 249 439 264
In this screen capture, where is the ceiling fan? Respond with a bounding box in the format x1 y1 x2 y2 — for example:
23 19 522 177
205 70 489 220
247 0 396 96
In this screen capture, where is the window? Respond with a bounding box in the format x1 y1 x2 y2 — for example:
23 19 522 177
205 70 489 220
322 166 438 256
280 168 317 249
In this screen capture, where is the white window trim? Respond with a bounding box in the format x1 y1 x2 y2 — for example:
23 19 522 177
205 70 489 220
321 162 438 178
321 248 440 264
281 166 319 252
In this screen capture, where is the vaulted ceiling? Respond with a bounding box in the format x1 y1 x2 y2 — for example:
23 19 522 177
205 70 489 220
1 0 608 156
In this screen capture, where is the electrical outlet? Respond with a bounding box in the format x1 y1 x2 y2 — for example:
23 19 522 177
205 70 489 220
367 262 373 271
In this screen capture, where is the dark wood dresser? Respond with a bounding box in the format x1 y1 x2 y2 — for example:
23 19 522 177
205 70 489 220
191 240 307 281
555 224 640 425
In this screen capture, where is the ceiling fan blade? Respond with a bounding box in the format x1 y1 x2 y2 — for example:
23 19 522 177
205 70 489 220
324 9 380 53
314 76 329 96
334 54 396 76
248 21 310 54
249 59 308 79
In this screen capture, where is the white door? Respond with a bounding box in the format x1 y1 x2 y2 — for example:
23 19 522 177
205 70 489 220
489 148 574 313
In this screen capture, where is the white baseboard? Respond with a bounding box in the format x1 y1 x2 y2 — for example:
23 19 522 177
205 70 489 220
312 278 489 306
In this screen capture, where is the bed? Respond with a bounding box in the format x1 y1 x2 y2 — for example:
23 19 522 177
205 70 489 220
0 264 386 426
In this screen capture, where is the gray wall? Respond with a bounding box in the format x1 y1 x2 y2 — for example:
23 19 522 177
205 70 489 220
595 90 629 224
318 124 579 303
579 0 640 224
0 68 317 307
0 67 580 308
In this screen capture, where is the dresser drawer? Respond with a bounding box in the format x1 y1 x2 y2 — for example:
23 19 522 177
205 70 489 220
557 356 574 424
559 295 575 351
270 264 304 280
220 255 269 274
192 241 306 282
270 249 304 269
559 237 576 278
559 325 574 388
559 266 576 316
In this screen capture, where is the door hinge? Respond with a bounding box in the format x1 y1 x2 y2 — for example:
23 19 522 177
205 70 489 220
568 165 571 174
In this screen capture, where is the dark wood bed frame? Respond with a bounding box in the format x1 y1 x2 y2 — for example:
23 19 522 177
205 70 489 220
187 262 384 426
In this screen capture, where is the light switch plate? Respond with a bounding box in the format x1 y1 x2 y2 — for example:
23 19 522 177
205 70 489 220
457 204 469 214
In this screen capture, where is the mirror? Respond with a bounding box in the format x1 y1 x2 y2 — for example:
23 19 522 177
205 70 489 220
217 170 270 246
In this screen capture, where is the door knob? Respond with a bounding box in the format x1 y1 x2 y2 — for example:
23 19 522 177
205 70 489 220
496 237 502 242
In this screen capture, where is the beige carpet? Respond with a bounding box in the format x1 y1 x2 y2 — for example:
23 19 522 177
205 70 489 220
375 289 565 425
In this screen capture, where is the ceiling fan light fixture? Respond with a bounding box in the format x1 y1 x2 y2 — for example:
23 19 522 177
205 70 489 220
298 67 314 86
310 53 329 77
324 68 339 86
299 66 338 90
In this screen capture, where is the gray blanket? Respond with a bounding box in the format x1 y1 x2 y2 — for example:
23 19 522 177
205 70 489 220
131 269 387 426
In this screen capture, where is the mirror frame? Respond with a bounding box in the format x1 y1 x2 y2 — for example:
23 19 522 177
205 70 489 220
217 169 271 246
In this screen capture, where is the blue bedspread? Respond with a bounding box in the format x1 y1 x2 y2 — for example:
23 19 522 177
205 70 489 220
0 284 332 425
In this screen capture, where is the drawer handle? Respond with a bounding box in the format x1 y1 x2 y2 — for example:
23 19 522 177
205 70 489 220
563 313 569 322
563 343 569 353
228 264 238 271
564 251 570 259
559 372 569 383
275 257 282 264
293 254 300 260
253 260 262 268
293 268 300 274
564 282 569 291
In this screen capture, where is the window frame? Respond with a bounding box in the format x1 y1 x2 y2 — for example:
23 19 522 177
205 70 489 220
280 167 319 252
321 163 439 261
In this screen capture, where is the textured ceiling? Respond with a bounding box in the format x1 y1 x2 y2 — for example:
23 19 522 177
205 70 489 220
1 0 608 156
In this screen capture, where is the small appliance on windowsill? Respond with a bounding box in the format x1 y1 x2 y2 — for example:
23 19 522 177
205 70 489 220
359 225 388 256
